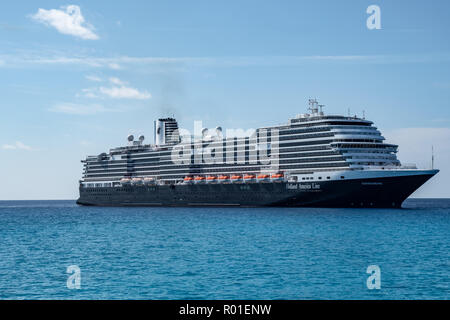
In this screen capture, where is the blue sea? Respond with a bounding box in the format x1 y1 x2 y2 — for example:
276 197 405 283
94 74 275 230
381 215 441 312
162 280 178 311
0 199 448 300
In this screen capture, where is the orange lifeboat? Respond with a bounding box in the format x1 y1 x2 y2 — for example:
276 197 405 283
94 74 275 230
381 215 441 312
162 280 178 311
184 176 194 184
206 176 217 183
243 174 256 183
257 174 270 182
194 176 205 184
218 175 230 183
231 175 243 183
271 173 284 182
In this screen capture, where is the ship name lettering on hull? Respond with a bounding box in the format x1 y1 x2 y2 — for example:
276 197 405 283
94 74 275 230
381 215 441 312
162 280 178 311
287 183 321 190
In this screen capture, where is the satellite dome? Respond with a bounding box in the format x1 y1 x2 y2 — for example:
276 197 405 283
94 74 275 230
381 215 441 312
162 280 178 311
127 134 134 142
215 126 223 138
139 135 145 141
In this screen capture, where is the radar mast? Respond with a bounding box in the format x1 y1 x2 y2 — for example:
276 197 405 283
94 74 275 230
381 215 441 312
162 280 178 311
308 99 324 116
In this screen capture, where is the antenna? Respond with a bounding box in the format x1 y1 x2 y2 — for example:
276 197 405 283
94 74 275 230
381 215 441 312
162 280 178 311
363 110 365 119
308 98 319 114
432 145 435 169
347 108 350 117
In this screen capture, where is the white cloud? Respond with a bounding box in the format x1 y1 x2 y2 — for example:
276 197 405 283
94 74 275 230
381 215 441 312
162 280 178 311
85 75 102 82
3 52 450 70
109 77 126 85
108 63 121 70
49 103 113 115
80 77 151 100
80 88 98 98
31 5 99 40
2 141 32 151
99 86 151 100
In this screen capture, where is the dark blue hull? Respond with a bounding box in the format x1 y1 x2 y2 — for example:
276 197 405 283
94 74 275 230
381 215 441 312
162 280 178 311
77 172 436 208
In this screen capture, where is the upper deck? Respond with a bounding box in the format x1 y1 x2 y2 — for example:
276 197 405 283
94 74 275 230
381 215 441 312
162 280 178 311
81 99 402 182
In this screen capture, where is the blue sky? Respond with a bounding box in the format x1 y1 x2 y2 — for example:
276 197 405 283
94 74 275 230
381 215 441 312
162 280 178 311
1 0 450 199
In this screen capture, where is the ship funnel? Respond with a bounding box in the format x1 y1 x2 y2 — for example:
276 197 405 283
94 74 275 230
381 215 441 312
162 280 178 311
154 118 180 145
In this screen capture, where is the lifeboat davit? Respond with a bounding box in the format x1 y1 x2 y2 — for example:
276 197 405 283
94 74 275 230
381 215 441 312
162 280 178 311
257 174 270 182
131 177 143 185
218 175 230 183
271 173 284 182
243 174 256 183
144 177 156 185
194 176 205 184
184 176 194 184
206 176 217 184
120 178 131 186
231 175 243 183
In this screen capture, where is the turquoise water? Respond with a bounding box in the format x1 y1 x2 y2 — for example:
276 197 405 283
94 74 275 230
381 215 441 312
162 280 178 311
0 199 448 300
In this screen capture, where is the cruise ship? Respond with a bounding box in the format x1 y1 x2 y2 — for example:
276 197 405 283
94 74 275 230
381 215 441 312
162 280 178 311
77 99 438 208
